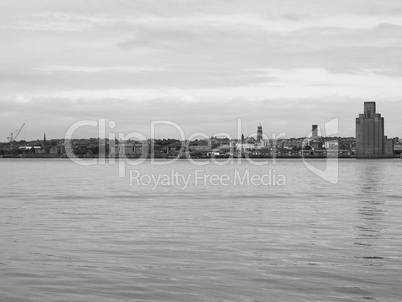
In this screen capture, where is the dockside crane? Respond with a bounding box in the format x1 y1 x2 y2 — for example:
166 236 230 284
7 124 26 155
7 123 25 143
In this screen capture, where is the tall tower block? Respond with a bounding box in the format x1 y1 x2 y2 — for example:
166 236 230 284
312 125 318 138
257 124 263 142
356 102 388 157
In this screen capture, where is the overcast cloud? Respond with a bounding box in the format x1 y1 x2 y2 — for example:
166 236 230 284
1 0 401 140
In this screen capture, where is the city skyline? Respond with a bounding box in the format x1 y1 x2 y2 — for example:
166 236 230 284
1 1 402 140
2 100 400 142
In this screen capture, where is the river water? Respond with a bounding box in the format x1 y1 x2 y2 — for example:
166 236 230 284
0 158 401 301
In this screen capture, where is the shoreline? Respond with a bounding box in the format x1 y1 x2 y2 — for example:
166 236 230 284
1 155 399 160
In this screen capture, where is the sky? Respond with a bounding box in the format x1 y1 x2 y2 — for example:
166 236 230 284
1 0 402 141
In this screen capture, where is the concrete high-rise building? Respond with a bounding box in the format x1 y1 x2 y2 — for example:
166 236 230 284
356 102 394 158
312 125 318 138
257 124 263 142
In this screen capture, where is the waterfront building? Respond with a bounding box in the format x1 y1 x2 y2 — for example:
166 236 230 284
310 140 323 150
49 145 63 155
356 102 394 158
324 140 338 149
189 140 210 152
118 143 135 156
235 142 255 152
120 142 149 157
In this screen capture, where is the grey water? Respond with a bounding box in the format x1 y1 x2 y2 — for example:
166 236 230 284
0 158 401 302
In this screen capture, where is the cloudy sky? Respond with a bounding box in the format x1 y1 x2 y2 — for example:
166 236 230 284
1 0 401 141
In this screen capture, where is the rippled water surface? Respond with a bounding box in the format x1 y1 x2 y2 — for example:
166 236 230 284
1 159 401 301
